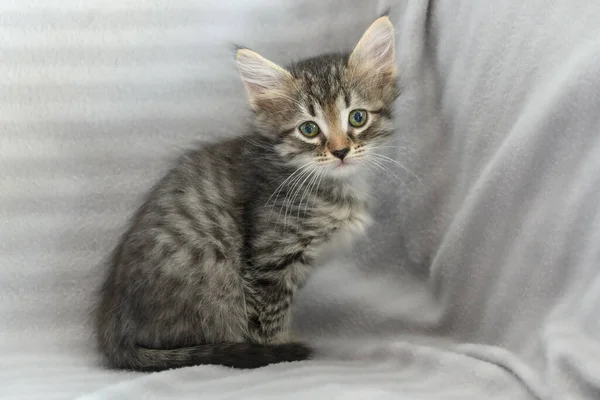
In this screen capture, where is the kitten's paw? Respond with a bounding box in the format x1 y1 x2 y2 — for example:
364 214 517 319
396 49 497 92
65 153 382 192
268 330 293 344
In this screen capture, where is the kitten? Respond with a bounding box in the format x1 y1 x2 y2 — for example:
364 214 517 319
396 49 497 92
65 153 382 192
95 16 399 371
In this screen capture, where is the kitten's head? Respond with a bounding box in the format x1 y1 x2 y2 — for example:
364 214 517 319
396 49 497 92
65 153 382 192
236 17 398 178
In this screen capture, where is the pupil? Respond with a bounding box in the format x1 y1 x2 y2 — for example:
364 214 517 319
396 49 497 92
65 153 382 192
354 112 362 122
305 125 313 133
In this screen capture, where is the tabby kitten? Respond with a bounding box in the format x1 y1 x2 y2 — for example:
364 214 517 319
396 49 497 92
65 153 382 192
96 16 399 371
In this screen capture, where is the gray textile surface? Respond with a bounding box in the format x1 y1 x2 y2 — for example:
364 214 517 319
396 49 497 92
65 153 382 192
2 0 600 399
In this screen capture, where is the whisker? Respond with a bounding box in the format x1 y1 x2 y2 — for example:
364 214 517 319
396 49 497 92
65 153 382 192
364 159 398 180
297 166 322 220
367 145 401 151
363 158 409 190
284 166 319 229
279 165 317 230
266 163 314 221
300 167 325 218
307 168 326 215
370 153 423 187
371 158 402 179
369 138 401 146
274 166 315 226
265 163 312 207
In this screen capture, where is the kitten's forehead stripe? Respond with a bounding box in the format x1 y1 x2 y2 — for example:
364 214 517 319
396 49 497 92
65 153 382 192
324 103 340 130
289 53 348 107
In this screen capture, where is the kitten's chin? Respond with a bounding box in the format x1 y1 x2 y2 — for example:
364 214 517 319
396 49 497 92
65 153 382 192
326 160 363 179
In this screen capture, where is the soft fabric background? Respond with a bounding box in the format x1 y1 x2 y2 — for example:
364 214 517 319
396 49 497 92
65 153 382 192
2 0 600 399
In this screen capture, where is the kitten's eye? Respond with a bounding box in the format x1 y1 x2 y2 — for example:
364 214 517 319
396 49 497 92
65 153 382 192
348 109 368 127
298 121 320 138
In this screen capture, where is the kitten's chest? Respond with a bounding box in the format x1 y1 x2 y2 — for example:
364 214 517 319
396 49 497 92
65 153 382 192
304 194 372 263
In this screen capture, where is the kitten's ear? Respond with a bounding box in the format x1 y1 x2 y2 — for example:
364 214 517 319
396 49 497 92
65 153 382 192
348 16 397 84
236 49 294 110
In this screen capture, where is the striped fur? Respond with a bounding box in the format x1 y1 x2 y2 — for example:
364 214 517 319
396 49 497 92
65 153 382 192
95 17 399 371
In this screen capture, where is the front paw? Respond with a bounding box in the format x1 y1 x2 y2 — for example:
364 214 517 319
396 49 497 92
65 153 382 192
269 329 301 344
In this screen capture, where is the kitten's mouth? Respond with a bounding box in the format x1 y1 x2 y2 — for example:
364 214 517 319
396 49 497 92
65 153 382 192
328 159 359 178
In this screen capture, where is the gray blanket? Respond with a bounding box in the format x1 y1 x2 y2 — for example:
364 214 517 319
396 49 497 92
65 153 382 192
2 0 600 399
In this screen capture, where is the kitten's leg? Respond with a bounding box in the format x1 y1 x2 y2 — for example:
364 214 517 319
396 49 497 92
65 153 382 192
245 262 311 344
266 307 294 344
246 282 293 343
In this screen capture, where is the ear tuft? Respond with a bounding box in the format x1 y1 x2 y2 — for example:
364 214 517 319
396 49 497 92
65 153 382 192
230 43 246 54
348 16 397 82
236 49 293 108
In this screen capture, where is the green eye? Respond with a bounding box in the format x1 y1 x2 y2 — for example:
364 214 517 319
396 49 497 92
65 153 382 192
348 109 368 127
298 121 320 138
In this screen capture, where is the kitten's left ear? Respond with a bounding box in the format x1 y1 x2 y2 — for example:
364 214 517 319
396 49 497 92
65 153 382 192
348 16 397 84
236 49 294 111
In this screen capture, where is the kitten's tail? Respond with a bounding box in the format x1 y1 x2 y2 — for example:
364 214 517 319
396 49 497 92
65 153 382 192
108 342 312 371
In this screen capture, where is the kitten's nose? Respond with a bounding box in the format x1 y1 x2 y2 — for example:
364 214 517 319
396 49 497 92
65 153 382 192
331 148 350 160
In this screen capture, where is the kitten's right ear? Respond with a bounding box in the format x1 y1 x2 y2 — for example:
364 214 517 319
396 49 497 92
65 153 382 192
348 16 397 85
236 49 294 110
